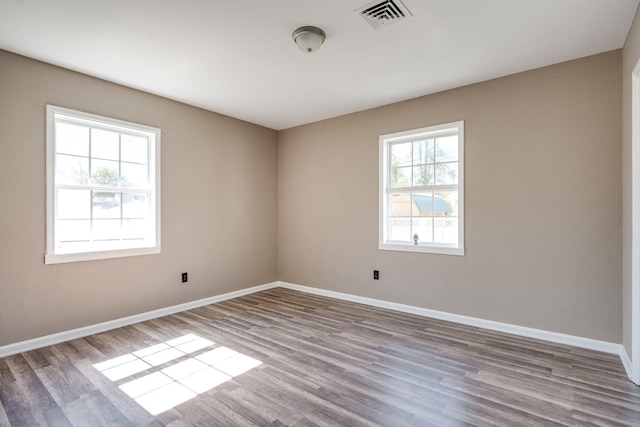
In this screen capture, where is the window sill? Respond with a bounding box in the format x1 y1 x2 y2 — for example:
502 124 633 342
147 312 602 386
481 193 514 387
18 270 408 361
378 242 464 256
45 246 160 265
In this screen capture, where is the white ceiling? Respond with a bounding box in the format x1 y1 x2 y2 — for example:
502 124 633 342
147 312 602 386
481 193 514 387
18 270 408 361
0 0 638 130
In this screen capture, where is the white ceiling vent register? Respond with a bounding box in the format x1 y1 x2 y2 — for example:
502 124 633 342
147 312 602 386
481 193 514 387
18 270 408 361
356 0 412 30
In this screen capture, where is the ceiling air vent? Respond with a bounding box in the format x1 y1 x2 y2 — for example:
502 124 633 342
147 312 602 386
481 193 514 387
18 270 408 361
356 0 412 30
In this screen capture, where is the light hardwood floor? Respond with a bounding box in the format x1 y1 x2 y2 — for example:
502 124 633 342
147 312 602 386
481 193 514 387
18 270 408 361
0 287 639 426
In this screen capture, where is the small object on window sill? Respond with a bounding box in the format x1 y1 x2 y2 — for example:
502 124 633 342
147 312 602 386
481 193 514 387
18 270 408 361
413 233 419 245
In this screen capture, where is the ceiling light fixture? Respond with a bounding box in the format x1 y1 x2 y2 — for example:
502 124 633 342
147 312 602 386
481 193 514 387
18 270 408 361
292 26 326 53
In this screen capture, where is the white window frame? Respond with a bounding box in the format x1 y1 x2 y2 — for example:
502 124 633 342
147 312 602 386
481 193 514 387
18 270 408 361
379 121 464 255
45 105 161 264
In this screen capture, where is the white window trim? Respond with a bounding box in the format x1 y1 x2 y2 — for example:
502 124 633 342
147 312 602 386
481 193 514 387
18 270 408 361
379 121 465 256
45 105 161 264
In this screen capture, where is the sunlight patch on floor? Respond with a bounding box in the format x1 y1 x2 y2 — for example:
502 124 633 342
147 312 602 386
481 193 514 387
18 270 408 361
93 333 262 415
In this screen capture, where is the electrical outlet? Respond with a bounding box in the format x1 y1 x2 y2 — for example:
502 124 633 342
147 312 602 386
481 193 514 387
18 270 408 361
182 272 188 283
373 270 379 280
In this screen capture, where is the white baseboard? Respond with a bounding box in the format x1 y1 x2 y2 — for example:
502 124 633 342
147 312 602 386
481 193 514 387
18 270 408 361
277 281 625 357
0 282 279 358
0 279 629 380
620 347 633 380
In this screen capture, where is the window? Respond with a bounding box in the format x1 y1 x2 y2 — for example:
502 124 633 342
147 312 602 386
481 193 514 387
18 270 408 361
45 105 161 264
379 121 464 255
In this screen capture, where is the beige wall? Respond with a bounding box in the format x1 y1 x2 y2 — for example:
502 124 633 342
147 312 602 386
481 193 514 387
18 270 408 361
0 46 627 348
0 50 279 347
623 8 640 357
279 51 622 342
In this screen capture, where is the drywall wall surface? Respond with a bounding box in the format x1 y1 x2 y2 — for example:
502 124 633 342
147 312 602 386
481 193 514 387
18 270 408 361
278 51 622 342
623 7 640 357
0 50 278 346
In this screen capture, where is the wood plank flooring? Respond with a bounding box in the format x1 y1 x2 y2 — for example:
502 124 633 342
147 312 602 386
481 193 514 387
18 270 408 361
1 287 639 426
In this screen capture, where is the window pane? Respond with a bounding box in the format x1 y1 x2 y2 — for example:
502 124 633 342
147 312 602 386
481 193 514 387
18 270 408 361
121 162 148 188
56 241 91 254
91 128 120 160
388 193 411 242
410 192 442 244
91 240 122 251
91 160 120 187
391 167 411 188
93 191 121 218
56 154 89 185
435 135 458 162
435 162 458 185
121 238 146 248
390 142 412 167
56 219 90 242
435 191 459 217
412 192 433 216
121 134 149 164
389 193 411 217
412 217 433 243
58 189 90 219
123 219 150 240
388 217 411 242
122 193 149 218
412 165 434 186
56 122 89 157
93 219 122 241
434 191 458 244
413 139 434 165
434 217 458 244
